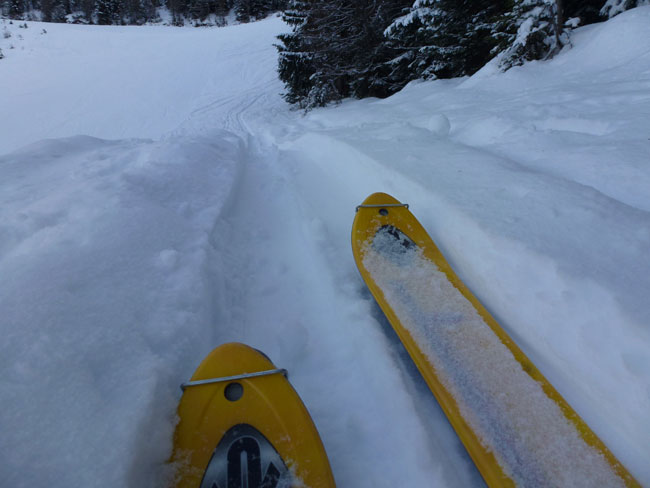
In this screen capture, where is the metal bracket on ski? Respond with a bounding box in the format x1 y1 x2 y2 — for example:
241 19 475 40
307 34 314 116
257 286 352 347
356 203 409 213
180 368 288 391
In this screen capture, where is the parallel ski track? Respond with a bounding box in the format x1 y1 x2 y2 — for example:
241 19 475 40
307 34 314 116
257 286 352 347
202 86 487 487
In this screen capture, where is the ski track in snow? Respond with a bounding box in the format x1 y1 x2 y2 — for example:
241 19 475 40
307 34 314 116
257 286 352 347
1 8 650 487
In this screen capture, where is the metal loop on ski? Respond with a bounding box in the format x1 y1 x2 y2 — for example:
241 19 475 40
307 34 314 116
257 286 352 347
180 368 288 391
356 203 409 213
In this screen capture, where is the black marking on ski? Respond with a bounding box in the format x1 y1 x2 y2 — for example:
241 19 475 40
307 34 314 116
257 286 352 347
261 462 282 488
378 225 416 250
199 424 291 488
371 225 418 268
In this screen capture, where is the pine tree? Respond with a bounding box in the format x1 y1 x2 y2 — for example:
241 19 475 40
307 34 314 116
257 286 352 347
167 0 189 23
385 0 512 84
498 0 567 71
189 0 209 20
235 0 284 22
600 0 648 18
41 0 55 20
276 0 313 104
51 0 68 21
277 0 410 108
78 0 95 22
96 0 108 22
122 0 155 23
216 0 233 16
9 0 23 18
96 0 122 23
564 0 604 24
234 0 253 21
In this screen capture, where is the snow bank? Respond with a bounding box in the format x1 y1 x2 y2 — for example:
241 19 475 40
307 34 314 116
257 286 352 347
0 133 243 486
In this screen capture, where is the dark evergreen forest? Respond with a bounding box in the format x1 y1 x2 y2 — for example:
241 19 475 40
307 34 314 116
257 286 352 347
1 0 285 24
277 0 645 107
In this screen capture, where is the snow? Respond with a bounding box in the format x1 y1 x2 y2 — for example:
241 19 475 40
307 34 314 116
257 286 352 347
0 133 244 487
0 18 280 152
1 7 650 487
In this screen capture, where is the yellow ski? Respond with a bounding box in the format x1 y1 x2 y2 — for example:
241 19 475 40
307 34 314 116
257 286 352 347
170 343 336 488
352 192 638 487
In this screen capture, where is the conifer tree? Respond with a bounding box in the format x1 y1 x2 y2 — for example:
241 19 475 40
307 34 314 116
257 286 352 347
167 0 189 23
51 0 68 21
277 0 410 107
96 0 121 23
600 0 648 18
276 0 312 104
9 0 23 18
78 0 96 21
564 0 604 24
235 0 285 22
234 0 255 21
189 0 210 20
498 0 568 70
215 0 233 16
40 0 55 20
385 0 511 84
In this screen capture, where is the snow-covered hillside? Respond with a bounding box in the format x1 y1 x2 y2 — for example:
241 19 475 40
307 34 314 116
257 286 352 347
1 8 649 487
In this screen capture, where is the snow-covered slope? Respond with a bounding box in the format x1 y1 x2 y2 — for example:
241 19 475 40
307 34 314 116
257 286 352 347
1 8 649 487
0 17 281 153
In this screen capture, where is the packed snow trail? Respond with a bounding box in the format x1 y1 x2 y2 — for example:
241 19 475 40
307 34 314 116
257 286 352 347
1 8 649 487
204 139 483 486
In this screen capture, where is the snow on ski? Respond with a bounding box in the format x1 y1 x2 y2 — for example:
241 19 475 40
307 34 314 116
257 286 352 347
352 193 638 487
